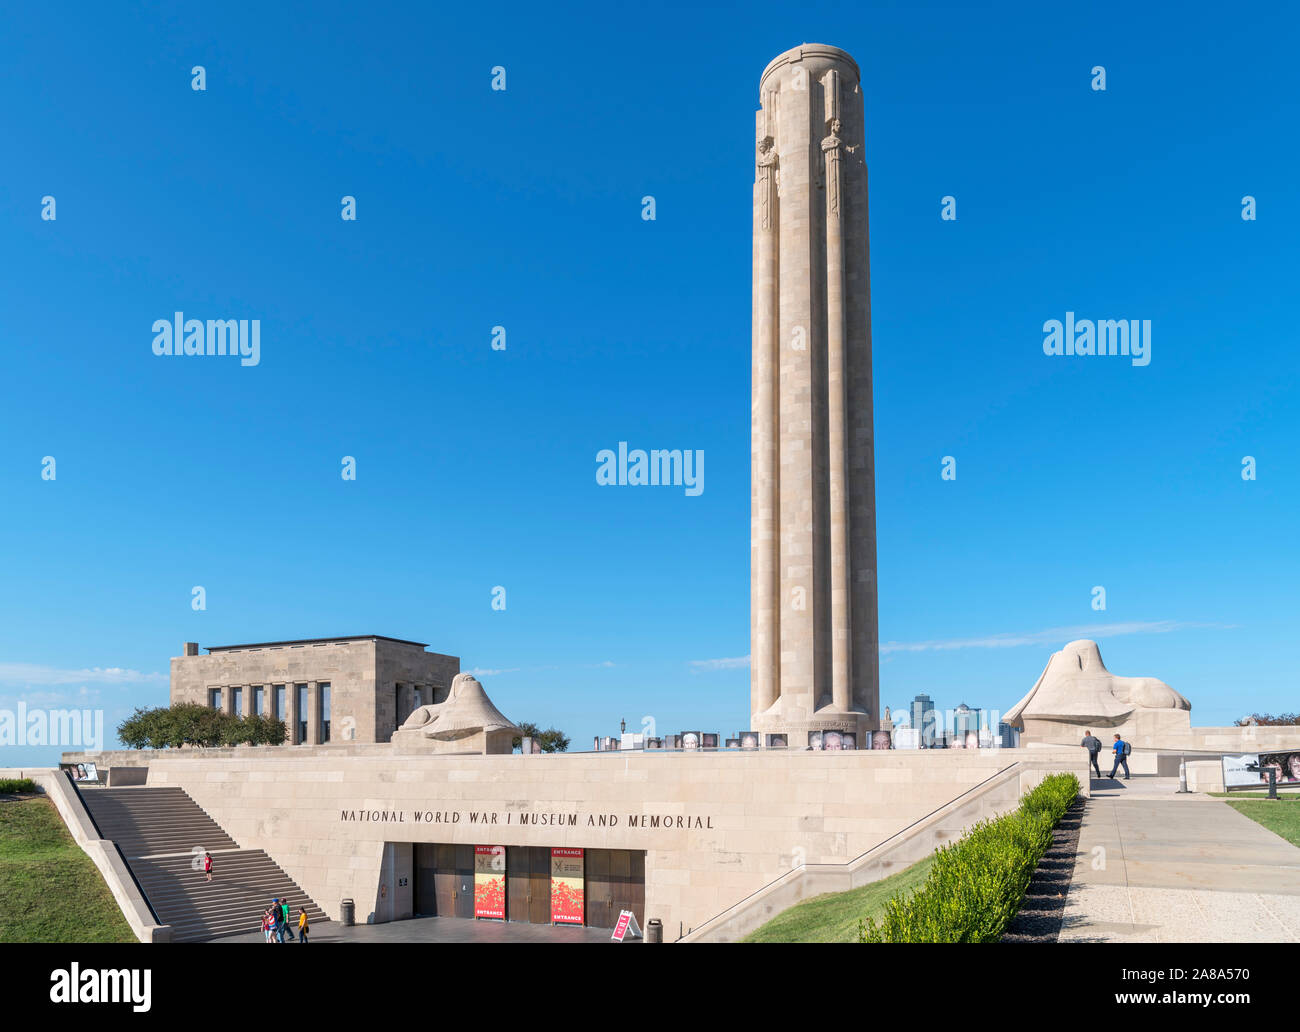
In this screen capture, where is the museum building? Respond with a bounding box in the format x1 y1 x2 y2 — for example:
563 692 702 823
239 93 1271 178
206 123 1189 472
171 635 460 745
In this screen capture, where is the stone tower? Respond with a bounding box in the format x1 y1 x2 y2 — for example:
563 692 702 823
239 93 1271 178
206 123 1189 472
750 44 879 745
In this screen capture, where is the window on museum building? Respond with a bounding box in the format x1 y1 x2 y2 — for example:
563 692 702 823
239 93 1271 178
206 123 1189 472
320 683 331 743
273 684 286 723
296 683 308 743
232 686 243 716
208 688 221 710
253 685 265 716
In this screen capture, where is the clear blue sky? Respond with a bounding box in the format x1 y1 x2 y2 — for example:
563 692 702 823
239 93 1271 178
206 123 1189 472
2 0 1297 764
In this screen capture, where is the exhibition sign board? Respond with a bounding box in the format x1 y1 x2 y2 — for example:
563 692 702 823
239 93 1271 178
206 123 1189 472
550 847 585 924
611 909 642 942
474 845 505 919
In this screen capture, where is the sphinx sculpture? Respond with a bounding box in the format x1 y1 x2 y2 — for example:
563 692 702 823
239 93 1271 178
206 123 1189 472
391 672 520 754
1004 639 1190 747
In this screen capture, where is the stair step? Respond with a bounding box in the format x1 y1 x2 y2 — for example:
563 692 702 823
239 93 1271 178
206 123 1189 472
76 785 325 942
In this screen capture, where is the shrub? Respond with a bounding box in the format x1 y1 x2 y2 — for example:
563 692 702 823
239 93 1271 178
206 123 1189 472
115 705 288 749
0 778 37 794
859 772 1079 943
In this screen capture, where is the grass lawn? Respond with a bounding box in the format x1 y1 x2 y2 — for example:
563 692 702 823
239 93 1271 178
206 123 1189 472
742 854 935 943
1224 794 1300 848
0 794 136 943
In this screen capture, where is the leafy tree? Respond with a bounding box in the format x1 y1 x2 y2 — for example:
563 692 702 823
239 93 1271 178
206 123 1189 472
512 721 570 753
116 705 288 748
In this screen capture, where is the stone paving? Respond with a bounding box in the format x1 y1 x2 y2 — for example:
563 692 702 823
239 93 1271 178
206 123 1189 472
1060 777 1300 942
212 914 625 944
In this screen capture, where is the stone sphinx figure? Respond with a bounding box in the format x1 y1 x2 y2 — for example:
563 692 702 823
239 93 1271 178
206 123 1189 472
1004 639 1190 747
392 672 520 754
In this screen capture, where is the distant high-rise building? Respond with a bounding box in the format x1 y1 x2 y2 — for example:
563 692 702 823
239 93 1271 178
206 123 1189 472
953 702 981 735
998 722 1019 749
911 693 937 747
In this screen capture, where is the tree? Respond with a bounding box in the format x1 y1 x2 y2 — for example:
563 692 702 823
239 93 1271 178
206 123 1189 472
116 704 287 749
512 721 570 753
1235 713 1300 727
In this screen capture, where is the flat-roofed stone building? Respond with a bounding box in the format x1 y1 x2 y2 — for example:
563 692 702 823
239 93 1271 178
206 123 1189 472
170 636 460 745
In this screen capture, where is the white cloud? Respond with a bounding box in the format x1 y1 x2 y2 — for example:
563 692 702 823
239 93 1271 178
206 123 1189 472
469 661 614 677
0 664 167 687
880 620 1223 655
690 655 751 672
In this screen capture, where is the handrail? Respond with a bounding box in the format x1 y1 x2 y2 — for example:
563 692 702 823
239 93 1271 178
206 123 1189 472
64 772 164 925
677 760 1021 941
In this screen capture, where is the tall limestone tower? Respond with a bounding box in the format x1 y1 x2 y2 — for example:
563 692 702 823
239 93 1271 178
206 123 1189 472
750 44 879 745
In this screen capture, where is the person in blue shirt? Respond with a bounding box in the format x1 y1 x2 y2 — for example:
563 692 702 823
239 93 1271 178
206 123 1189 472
1108 733 1131 780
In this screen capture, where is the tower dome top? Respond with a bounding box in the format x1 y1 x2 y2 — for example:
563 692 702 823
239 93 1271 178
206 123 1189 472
760 43 860 90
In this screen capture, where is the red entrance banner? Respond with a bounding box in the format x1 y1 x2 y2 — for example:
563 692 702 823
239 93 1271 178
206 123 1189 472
550 847 584 924
474 845 505 919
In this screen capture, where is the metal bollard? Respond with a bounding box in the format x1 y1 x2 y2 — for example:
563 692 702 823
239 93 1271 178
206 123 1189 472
646 918 662 943
1268 769 1278 800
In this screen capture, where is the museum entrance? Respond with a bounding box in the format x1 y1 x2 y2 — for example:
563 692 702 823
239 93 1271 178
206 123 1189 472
411 844 644 928
583 848 645 929
413 844 474 919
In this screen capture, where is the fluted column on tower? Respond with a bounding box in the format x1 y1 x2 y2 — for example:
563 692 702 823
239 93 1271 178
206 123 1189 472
750 44 879 745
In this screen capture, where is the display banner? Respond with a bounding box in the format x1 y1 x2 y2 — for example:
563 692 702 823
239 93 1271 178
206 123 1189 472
1261 751 1300 785
550 847 585 924
474 845 505 919
1222 754 1262 789
61 762 99 783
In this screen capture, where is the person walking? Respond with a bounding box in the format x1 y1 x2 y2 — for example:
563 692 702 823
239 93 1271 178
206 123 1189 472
1109 733 1131 780
203 851 212 882
298 907 309 944
272 898 286 943
280 898 294 942
262 908 273 944
1081 730 1102 778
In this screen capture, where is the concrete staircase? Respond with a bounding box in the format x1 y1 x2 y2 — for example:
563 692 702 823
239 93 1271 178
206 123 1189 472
79 786 328 942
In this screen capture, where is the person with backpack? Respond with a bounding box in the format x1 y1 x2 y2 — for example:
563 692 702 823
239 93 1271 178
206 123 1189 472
280 898 294 941
298 907 309 944
1109 733 1131 780
1080 730 1102 778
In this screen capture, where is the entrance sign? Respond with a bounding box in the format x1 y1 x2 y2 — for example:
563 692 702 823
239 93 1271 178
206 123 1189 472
611 909 642 941
550 847 584 924
474 845 505 919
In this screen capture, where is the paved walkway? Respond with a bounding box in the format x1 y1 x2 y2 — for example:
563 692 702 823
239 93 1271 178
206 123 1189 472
1060 777 1300 942
212 914 623 944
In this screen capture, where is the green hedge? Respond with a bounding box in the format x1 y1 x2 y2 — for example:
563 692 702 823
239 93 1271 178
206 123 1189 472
0 779 37 794
859 772 1080 943
116 704 287 749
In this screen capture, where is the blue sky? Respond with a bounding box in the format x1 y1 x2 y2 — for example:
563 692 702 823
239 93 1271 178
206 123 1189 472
2 0 1296 764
